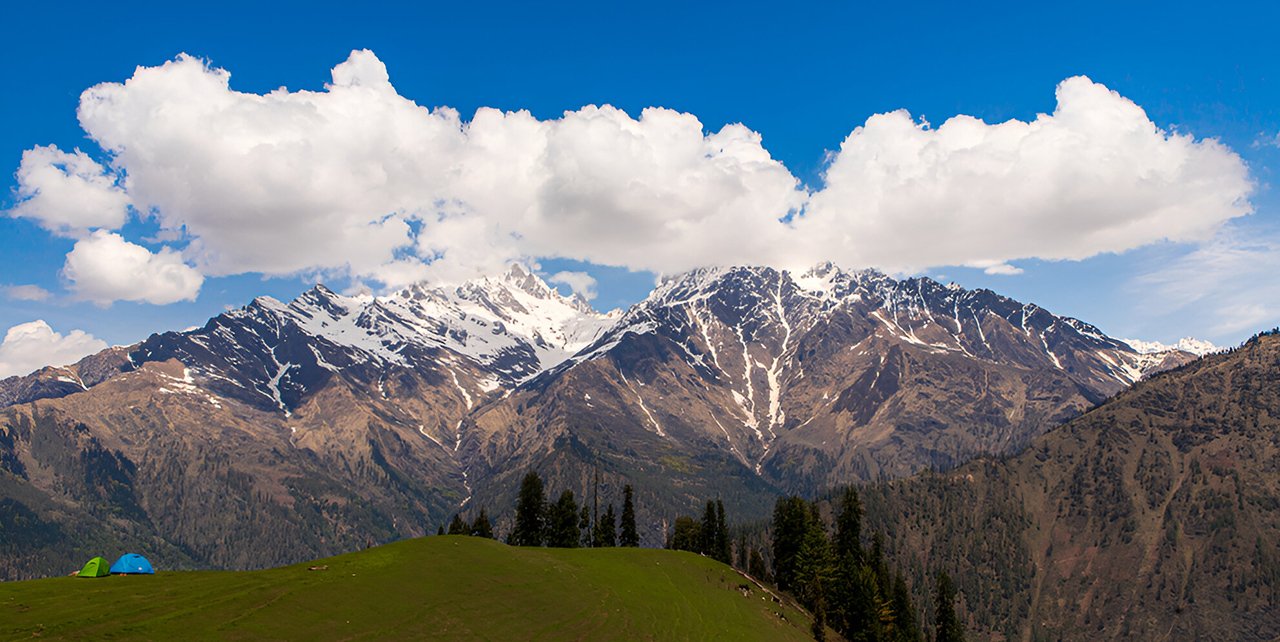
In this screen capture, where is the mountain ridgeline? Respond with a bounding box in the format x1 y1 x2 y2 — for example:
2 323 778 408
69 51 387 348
0 264 1204 581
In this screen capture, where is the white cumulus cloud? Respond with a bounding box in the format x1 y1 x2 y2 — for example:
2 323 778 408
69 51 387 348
0 320 108 378
9 145 129 236
62 231 204 305
72 51 804 284
798 76 1253 272
7 51 1255 299
548 271 599 300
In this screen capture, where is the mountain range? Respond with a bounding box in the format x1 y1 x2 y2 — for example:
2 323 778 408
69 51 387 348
0 264 1206 578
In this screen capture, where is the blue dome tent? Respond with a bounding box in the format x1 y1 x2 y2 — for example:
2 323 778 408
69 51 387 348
109 553 155 575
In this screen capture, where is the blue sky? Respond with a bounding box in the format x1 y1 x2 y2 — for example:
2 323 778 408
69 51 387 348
2 0 1279 372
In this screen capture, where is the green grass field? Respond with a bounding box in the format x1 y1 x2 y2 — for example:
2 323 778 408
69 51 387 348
0 536 816 640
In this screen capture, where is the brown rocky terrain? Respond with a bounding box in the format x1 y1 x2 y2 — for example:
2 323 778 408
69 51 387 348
861 330 1280 641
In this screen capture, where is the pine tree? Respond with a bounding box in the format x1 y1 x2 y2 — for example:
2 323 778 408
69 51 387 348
714 500 731 563
436 524 445 536
748 547 769 582
619 484 639 547
870 532 892 599
934 571 965 642
471 508 494 539
812 599 828 642
594 503 617 547
890 571 923 642
548 490 581 547
579 505 592 547
792 514 835 611
736 535 748 570
834 487 864 563
701 500 718 556
512 470 546 546
669 516 702 552
835 560 884 642
771 496 811 593
448 513 471 535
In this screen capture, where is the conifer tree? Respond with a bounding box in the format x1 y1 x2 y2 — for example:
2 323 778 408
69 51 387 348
812 600 828 642
594 503 617 547
714 500 731 563
934 571 965 642
548 490 581 547
837 561 884 642
834 487 864 563
870 532 892 599
448 513 471 535
736 535 748 570
890 571 923 642
771 496 812 592
669 516 702 552
748 547 769 582
512 470 546 546
701 500 718 556
792 514 835 611
619 484 639 547
471 508 494 539
579 505 592 547
437 524 445 536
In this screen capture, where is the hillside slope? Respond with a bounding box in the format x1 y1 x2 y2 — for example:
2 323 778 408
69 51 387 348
862 332 1280 641
0 536 815 641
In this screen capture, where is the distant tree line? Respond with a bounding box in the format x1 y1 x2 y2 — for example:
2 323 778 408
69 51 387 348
765 489 963 642
505 470 640 548
666 498 732 564
435 470 639 547
437 508 494 538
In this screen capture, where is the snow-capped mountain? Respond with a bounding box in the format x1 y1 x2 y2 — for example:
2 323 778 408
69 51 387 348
111 264 616 416
0 263 1209 578
469 264 1204 498
1122 337 1220 357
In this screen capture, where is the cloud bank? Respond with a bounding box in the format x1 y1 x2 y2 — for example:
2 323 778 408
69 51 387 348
6 49 1255 303
0 321 108 378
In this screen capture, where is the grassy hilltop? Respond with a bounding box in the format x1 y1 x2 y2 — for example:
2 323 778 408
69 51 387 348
0 536 815 641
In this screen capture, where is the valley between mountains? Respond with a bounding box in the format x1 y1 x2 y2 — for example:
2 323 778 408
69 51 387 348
0 264 1207 582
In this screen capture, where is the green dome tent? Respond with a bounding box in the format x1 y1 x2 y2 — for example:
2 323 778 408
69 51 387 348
78 556 111 578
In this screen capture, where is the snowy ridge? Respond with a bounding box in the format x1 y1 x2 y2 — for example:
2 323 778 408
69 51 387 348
572 263 1193 408
1122 337 1220 357
103 263 1201 423
244 264 617 384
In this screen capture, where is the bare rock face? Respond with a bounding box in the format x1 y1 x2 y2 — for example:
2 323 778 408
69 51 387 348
0 264 1202 578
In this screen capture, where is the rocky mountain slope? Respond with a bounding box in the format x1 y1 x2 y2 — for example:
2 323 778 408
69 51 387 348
0 264 1201 578
862 330 1280 641
464 264 1199 511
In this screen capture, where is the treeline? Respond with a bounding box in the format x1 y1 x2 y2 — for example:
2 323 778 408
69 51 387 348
438 508 495 538
767 489 963 642
491 470 640 547
666 498 732 564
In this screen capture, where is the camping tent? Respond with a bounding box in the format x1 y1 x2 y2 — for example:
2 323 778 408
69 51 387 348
78 556 111 578
109 553 155 575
